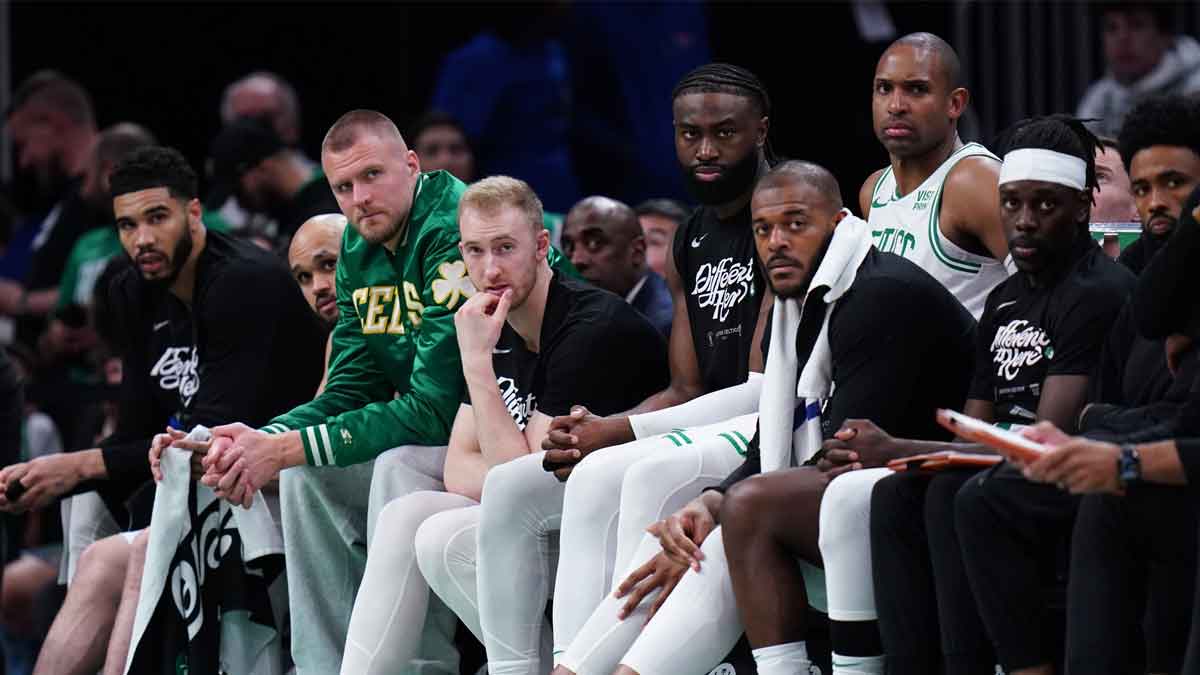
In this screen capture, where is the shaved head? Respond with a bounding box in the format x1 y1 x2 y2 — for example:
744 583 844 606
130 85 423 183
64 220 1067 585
562 195 646 295
290 213 347 261
565 196 642 240
322 109 406 155
884 32 963 90
289 213 346 323
754 160 844 212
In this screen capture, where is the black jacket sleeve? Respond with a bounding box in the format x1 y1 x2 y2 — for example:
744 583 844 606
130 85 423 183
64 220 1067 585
86 276 170 510
0 350 23 469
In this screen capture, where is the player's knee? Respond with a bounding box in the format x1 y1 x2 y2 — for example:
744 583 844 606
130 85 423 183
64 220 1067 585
279 464 317 506
720 477 773 539
564 452 623 521
412 516 446 583
75 535 130 598
818 473 874 556
479 454 538 524
952 473 989 532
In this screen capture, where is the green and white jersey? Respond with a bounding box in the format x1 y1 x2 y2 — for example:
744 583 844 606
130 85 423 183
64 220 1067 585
866 142 1008 320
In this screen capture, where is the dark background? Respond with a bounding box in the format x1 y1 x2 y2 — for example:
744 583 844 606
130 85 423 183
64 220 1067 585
8 1 1200 207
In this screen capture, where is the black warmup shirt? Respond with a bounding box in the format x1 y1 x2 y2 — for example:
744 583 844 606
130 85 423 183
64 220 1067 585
718 248 977 490
672 203 764 393
468 273 670 425
970 236 1135 427
86 230 327 525
1117 232 1165 277
1081 302 1199 442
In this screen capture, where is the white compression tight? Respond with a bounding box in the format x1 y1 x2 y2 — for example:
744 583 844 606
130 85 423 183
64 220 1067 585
340 490 477 675
553 414 756 657
415 499 558 674
472 452 565 675
818 468 892 623
562 529 743 675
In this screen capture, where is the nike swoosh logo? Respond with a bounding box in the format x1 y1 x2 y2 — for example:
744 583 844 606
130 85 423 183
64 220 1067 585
691 234 708 248
492 347 512 354
153 320 170 331
871 196 890 209
996 300 1018 311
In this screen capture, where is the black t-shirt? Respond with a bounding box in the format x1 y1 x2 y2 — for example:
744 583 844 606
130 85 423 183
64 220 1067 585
671 202 764 393
1082 301 1199 442
719 248 978 490
88 230 327 526
1116 232 1164 277
969 237 1135 426
467 273 670 425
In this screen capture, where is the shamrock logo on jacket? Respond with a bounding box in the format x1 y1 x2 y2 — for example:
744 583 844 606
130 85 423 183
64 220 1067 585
432 260 476 309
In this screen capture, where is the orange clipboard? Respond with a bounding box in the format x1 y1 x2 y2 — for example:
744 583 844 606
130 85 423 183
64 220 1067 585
935 408 1047 464
887 451 1003 473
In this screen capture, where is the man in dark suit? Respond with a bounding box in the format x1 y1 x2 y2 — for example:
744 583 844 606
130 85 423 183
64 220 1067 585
561 196 673 336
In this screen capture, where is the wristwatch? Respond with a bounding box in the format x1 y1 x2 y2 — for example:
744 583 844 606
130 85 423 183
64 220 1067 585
1117 444 1141 487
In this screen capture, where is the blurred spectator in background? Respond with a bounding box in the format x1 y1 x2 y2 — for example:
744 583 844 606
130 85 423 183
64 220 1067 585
1078 2 1200 138
211 71 317 234
634 198 690 279
1095 139 1140 223
1 71 101 327
409 111 476 183
430 4 581 213
562 196 673 336
564 3 709 204
1093 138 1140 258
209 117 337 241
220 71 303 146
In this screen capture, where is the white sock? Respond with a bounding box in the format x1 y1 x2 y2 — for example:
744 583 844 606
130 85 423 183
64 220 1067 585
753 641 813 675
831 652 885 674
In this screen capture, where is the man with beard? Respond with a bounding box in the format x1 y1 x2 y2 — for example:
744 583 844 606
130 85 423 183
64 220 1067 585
861 33 1010 319
0 71 100 319
556 160 974 675
819 117 1134 675
1115 95 1200 276
209 117 339 240
197 110 477 673
460 63 771 675
0 146 325 675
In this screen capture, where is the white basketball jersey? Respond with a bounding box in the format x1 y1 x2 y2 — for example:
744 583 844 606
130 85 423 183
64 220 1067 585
866 142 1009 319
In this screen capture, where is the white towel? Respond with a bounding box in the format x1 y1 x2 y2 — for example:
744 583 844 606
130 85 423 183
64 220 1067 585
125 425 286 675
759 212 874 472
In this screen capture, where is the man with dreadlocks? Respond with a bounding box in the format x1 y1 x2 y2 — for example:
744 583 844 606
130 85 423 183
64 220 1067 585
818 115 1134 675
861 32 1010 319
419 64 774 675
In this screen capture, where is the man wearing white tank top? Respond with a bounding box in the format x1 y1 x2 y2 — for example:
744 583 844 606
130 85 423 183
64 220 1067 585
861 32 1011 320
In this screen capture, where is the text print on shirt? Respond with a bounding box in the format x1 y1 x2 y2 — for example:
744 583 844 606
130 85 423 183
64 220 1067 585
693 256 756 322
990 319 1054 381
497 376 535 430
152 346 201 406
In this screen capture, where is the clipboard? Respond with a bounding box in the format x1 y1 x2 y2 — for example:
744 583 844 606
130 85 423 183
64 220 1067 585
935 408 1047 464
887 451 1003 473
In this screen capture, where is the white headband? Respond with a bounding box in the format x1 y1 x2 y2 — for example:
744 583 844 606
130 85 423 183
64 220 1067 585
998 148 1088 191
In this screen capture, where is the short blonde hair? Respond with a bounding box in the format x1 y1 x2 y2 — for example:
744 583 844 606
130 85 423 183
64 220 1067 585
459 175 543 232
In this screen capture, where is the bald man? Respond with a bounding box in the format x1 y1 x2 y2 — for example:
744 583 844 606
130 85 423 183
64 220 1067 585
562 196 673 336
861 32 1009 320
289 214 346 326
